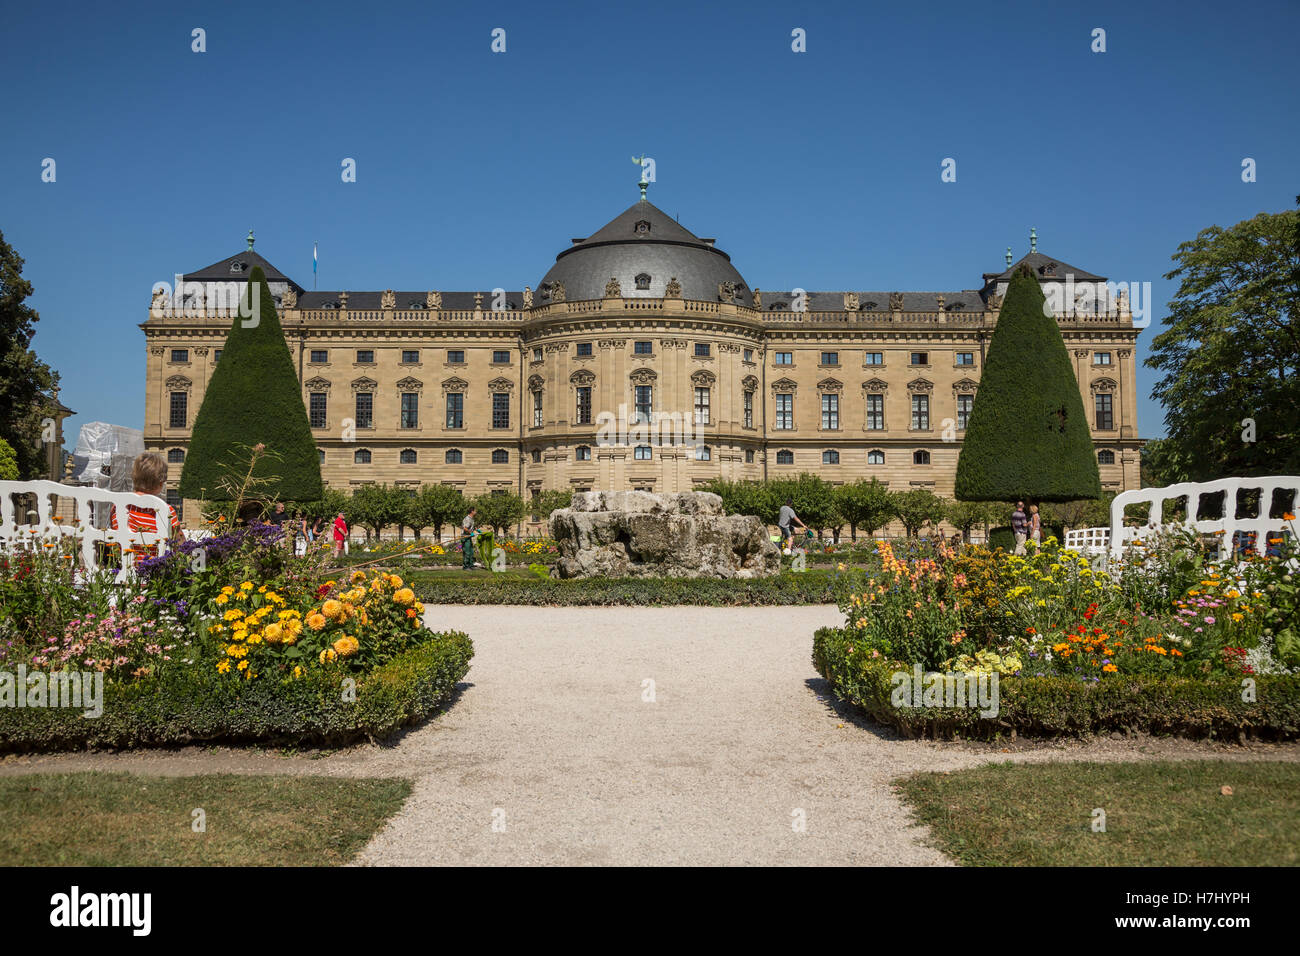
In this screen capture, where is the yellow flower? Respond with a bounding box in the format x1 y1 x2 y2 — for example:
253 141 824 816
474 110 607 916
215 594 229 605
393 588 415 605
388 574 403 588
306 612 327 631
322 599 344 620
351 570 367 584
216 660 231 674
224 609 244 621
239 582 253 592
263 622 283 644
236 659 248 671
333 635 360 657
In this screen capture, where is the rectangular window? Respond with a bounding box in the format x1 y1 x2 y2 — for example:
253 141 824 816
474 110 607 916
775 393 793 430
400 392 419 429
169 392 187 428
575 387 592 425
355 393 373 429
635 445 652 460
356 350 374 364
820 351 839 366
775 352 793 366
401 350 420 364
213 349 222 363
957 394 974 430
1095 393 1114 430
532 347 543 362
1094 351 1112 365
694 387 710 426
634 385 652 424
309 349 328 363
911 394 929 430
492 350 511 364
866 394 884 430
743 390 754 428
532 390 543 427
694 343 711 358
576 342 593 357
634 340 653 355
309 392 327 428
170 349 188 363
910 352 928 366
821 393 839 430
743 348 754 363
865 351 883 366
165 489 184 523
955 352 974 366
447 350 465 364
445 393 464 429
492 392 510 429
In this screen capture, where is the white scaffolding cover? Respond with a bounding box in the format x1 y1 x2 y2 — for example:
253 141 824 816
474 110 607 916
70 421 146 491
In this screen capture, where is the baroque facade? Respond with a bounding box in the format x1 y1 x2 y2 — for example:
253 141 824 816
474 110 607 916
141 195 1142 526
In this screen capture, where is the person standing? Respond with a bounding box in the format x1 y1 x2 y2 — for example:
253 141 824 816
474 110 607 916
777 498 807 555
332 512 348 558
1011 501 1029 555
461 507 479 570
1029 504 1042 547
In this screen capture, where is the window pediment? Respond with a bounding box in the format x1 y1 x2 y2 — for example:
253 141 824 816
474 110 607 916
907 377 934 392
629 367 658 385
527 374 545 390
304 376 331 392
741 375 759 391
953 378 979 393
165 374 192 390
351 376 378 392
441 376 469 392
690 370 716 386
570 369 596 386
817 377 843 392
1090 376 1118 392
395 376 423 391
862 378 889 393
771 377 798 394
488 376 515 391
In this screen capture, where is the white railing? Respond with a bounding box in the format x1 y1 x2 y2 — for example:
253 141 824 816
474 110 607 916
0 480 173 583
1062 477 1300 561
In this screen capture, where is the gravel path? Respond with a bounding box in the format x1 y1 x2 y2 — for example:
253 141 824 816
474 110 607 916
4 604 1298 866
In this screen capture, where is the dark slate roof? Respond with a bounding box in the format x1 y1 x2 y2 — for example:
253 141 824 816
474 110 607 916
757 291 988 312
295 291 528 311
185 250 304 290
983 252 1105 285
538 199 749 303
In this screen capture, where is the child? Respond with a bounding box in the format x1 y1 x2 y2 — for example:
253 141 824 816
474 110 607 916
109 452 181 554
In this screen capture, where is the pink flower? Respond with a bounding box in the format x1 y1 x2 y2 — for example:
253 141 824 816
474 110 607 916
1204 617 1216 625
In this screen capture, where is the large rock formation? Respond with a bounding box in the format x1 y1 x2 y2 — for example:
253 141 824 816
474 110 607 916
550 491 780 579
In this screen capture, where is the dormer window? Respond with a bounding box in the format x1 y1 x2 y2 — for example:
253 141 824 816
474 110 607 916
862 301 877 310
634 220 651 235
770 302 788 311
229 261 246 274
635 273 651 290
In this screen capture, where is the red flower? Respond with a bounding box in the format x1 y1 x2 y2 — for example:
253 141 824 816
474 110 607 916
315 583 332 598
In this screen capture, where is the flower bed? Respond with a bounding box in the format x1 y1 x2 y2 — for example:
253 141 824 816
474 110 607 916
812 530 1300 739
0 521 474 752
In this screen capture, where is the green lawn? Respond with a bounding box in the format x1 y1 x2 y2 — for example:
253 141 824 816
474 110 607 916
0 772 412 866
895 759 1300 866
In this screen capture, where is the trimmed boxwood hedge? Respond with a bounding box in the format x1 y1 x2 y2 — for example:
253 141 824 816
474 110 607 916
410 570 837 606
813 626 1300 741
0 631 473 753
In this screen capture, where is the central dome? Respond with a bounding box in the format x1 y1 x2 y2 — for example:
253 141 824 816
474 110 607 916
538 199 750 304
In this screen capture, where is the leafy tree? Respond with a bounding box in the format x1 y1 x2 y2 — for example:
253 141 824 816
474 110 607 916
297 488 351 527
945 499 997 543
0 231 60 479
834 479 895 540
472 492 525 536
891 489 948 538
955 266 1101 502
1042 495 1113 534
771 473 838 536
0 438 17 481
1145 206 1300 480
702 479 777 522
529 489 573 522
408 484 466 541
348 484 409 541
179 267 322 502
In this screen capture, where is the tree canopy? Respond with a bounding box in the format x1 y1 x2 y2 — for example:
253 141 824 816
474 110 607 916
0 231 60 479
955 267 1101 502
1144 205 1300 483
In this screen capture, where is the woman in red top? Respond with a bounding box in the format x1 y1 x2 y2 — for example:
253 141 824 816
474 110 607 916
108 453 180 556
332 512 348 557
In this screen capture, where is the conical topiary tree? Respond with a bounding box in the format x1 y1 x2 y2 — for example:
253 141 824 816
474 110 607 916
955 266 1101 503
178 267 322 503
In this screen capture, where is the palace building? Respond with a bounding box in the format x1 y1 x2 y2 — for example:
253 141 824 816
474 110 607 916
141 188 1142 525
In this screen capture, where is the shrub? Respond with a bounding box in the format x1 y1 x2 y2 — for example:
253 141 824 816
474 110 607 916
410 570 837 606
0 630 473 753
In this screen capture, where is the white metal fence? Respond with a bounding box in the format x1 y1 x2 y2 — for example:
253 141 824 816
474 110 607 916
0 480 173 583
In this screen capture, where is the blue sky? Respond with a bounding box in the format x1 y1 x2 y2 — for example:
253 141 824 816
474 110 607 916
3 0 1297 443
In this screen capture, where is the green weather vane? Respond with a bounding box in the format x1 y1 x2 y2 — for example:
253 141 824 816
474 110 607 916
632 154 649 199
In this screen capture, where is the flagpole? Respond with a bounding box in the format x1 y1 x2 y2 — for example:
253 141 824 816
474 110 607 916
313 241 317 290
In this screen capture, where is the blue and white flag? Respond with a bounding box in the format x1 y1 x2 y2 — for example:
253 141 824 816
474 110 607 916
313 242 318 276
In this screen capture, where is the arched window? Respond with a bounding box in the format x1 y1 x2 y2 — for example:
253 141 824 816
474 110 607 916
776 449 794 465
696 445 712 461
1098 449 1115 465
575 445 592 461
445 449 462 464
868 449 884 465
822 450 840 465
635 273 651 290
318 449 325 464
354 449 371 464
167 448 185 463
400 449 417 464
492 449 509 464
913 450 931 465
